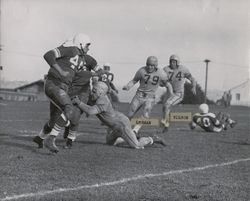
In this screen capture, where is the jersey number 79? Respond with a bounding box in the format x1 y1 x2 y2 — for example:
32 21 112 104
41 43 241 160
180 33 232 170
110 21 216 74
144 74 159 85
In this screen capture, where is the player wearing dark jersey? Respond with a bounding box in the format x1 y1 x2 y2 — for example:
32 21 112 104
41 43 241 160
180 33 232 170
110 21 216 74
33 33 91 153
63 54 99 148
189 103 236 133
92 63 119 103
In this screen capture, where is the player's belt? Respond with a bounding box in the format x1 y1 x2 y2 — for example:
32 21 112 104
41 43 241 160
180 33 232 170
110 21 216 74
136 90 155 98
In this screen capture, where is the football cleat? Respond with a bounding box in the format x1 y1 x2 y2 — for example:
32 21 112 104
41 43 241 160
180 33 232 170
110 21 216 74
64 138 73 149
33 136 44 148
44 135 59 153
152 135 167 146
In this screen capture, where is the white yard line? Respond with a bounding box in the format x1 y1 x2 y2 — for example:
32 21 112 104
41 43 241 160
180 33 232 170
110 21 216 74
0 103 7 106
1 157 250 201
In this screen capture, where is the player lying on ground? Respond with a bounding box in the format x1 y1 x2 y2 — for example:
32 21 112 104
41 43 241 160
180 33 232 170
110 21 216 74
161 54 196 133
122 56 172 135
189 103 237 132
72 81 166 149
33 33 91 152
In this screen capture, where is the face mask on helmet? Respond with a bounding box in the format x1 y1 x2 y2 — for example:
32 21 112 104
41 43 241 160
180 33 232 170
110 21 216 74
73 33 91 54
103 63 111 71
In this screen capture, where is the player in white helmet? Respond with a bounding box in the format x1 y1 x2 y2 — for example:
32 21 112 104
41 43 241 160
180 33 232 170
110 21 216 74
189 103 237 132
161 54 197 132
33 33 92 153
72 81 166 149
122 56 171 135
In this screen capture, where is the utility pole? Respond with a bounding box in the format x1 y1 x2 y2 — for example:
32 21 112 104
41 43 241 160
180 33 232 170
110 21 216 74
0 44 2 89
204 59 210 103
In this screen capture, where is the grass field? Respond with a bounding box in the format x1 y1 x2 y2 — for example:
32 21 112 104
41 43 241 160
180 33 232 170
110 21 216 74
0 101 249 201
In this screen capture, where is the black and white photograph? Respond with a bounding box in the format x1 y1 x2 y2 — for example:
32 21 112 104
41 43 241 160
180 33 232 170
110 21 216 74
0 0 249 200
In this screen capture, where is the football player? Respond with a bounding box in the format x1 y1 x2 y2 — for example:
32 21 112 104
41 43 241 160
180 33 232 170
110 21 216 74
63 54 100 148
189 103 237 132
33 33 91 153
92 63 119 102
72 81 166 149
161 55 196 132
122 56 171 134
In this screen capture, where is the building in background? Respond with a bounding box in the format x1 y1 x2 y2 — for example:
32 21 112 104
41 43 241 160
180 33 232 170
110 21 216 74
0 79 46 101
229 79 249 106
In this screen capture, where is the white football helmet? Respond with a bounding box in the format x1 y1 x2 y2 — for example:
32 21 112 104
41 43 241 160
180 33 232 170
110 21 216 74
73 33 91 49
199 103 209 114
63 33 91 49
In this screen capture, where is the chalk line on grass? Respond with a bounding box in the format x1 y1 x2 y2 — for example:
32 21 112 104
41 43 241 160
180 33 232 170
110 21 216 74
1 157 250 201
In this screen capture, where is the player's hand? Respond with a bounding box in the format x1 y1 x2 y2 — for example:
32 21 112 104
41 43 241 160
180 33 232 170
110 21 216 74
71 96 81 105
122 86 129 91
191 87 196 95
115 89 119 94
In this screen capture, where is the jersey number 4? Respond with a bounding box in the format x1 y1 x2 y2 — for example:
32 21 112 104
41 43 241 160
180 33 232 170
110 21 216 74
144 74 159 85
70 55 83 70
169 71 182 81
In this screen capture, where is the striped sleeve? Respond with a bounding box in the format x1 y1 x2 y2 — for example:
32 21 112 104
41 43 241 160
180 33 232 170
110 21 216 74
52 48 61 58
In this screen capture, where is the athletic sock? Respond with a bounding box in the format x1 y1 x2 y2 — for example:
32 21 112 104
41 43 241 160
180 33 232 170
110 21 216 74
50 124 62 137
67 130 76 141
39 123 52 139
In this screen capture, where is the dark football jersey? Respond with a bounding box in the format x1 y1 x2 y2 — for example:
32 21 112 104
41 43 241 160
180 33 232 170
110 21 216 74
71 55 97 87
68 55 97 96
47 45 85 86
192 113 221 132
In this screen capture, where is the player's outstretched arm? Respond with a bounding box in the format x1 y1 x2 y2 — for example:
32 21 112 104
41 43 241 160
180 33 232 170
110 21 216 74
72 96 99 115
122 80 137 91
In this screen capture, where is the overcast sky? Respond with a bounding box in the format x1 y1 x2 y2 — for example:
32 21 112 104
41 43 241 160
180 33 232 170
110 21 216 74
1 0 249 95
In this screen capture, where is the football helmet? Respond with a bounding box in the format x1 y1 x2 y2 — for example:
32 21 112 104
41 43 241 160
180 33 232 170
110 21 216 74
199 103 209 114
169 54 180 65
146 56 158 73
63 33 91 50
103 63 111 71
92 81 109 100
